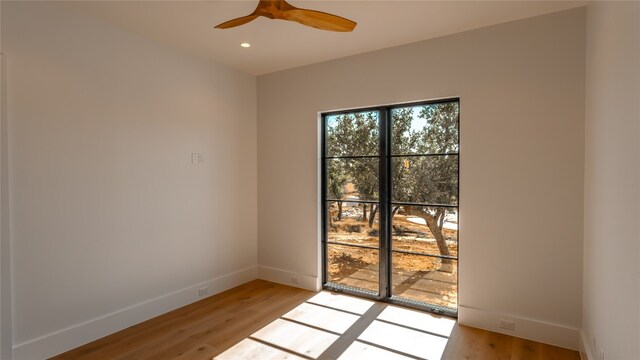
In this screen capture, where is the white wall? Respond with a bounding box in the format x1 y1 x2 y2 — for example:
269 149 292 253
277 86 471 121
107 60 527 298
1 51 13 360
1 2 257 358
257 8 585 349
583 2 640 359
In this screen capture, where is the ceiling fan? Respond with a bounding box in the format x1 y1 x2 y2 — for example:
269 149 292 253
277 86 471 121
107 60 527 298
214 0 357 32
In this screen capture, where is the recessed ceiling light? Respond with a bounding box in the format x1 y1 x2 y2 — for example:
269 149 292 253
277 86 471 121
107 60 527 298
240 42 251 48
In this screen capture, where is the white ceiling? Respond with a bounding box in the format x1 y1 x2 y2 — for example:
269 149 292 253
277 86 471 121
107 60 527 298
60 0 586 75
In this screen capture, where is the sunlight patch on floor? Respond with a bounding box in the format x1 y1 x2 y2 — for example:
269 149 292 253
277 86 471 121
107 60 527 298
338 341 415 359
377 305 456 337
213 291 453 360
215 292 368 359
251 318 339 358
305 291 375 315
214 338 307 360
282 302 360 334
358 320 449 360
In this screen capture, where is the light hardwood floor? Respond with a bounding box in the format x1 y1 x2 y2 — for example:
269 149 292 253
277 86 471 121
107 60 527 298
51 280 580 360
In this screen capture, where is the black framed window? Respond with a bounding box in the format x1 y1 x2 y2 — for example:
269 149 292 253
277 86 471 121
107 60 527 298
321 99 460 317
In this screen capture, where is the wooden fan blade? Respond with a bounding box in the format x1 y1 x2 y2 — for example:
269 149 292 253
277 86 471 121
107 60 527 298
283 9 356 32
214 15 259 29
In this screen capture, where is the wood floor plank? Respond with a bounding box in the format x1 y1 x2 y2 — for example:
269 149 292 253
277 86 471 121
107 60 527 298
485 330 513 360
172 343 218 360
206 289 314 358
539 341 582 360
51 280 580 360
511 337 540 360
139 294 307 360
117 284 310 360
52 280 285 360
441 324 485 359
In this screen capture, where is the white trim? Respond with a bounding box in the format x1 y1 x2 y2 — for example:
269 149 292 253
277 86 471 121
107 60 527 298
258 265 320 292
458 305 580 351
12 266 257 360
316 95 462 116
580 329 595 360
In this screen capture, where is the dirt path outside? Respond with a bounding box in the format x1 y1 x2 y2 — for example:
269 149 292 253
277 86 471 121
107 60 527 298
327 210 458 310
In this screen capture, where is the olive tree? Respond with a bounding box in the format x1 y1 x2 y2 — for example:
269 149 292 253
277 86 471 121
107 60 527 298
327 112 379 223
392 103 459 268
325 103 459 269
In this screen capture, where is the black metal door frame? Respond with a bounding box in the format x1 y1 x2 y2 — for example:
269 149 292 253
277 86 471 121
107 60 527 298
321 98 460 316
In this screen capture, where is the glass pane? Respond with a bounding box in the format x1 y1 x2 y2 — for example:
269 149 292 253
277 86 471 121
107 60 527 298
391 253 457 310
391 102 459 155
327 244 379 294
326 111 379 157
327 158 379 201
391 206 458 257
392 155 458 205
327 201 380 248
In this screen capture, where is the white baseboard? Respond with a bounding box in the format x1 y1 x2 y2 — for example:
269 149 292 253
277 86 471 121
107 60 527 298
458 305 580 351
580 329 594 360
257 265 320 291
12 265 258 360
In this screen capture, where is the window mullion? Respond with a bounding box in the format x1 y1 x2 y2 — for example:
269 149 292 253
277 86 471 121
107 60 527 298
320 114 328 286
379 107 392 300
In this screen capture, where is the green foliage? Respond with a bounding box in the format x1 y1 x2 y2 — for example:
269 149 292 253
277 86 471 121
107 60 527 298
326 104 458 204
328 107 457 195
393 156 458 205
392 103 459 206
326 111 378 157
325 102 459 262
416 102 459 154
327 112 379 200
326 160 348 200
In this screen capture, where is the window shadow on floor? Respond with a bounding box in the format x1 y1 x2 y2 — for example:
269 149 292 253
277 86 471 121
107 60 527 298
214 291 456 360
